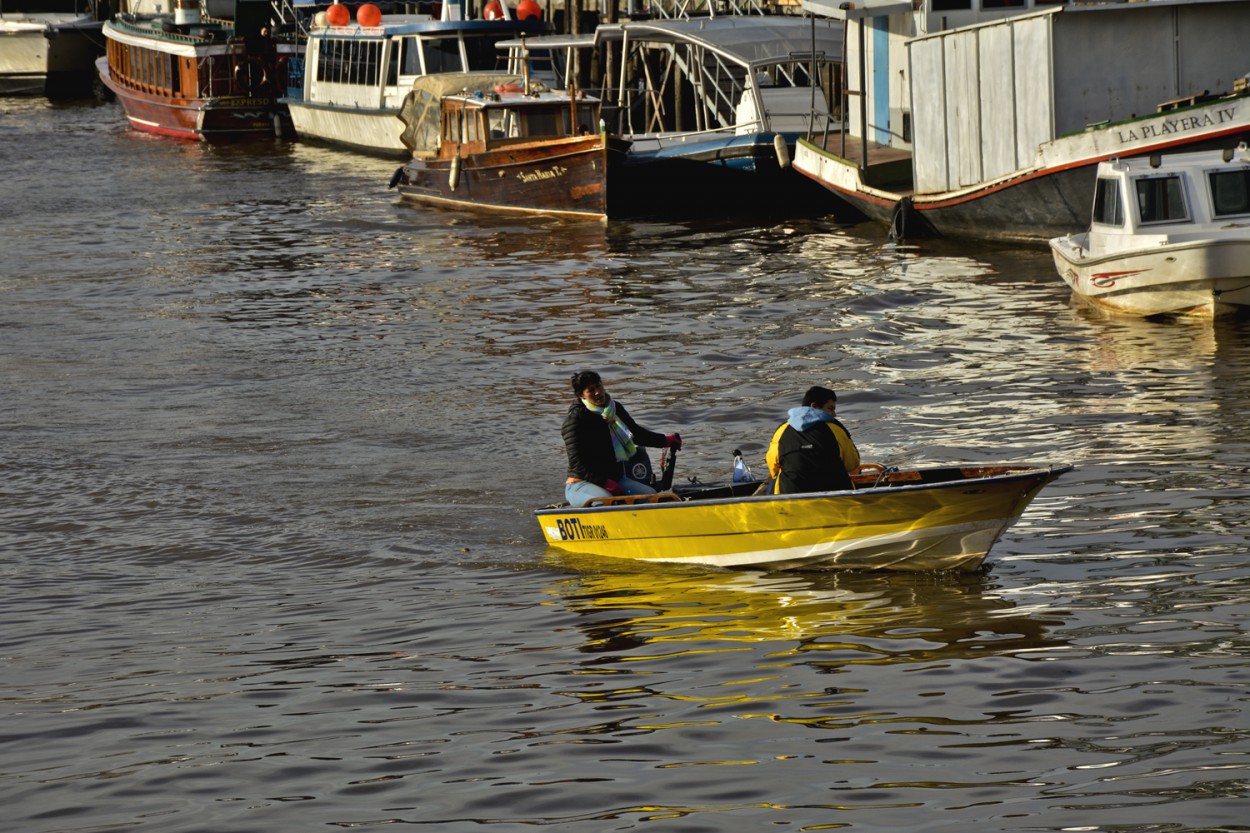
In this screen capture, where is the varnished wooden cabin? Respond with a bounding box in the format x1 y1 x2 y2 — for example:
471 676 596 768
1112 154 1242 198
393 72 608 219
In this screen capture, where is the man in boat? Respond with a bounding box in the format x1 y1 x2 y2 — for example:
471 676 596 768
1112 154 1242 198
766 386 860 494
562 370 682 508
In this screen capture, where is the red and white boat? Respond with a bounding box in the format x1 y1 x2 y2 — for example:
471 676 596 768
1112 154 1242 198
96 0 300 141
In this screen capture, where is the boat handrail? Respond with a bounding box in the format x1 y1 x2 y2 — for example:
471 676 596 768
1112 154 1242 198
624 123 771 147
586 491 682 507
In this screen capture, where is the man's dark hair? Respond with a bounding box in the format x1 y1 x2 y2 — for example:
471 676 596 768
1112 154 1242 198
801 386 837 408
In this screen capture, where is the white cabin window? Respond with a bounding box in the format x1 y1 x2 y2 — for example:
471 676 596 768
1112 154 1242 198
1092 177 1123 227
1209 169 1250 217
1135 175 1190 224
316 39 381 86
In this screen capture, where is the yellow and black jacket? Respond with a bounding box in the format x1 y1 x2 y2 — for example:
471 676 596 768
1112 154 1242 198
766 412 860 495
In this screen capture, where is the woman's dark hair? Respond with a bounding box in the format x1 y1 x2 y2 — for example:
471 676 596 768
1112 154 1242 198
571 370 601 396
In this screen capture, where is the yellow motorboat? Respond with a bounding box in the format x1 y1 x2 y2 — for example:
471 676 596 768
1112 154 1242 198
535 463 1072 572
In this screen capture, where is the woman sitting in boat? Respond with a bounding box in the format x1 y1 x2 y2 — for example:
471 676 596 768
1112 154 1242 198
562 370 682 508
766 386 860 494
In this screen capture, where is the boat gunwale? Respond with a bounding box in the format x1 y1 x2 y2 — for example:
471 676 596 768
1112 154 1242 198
533 463 1073 517
794 90 1250 212
1051 234 1250 267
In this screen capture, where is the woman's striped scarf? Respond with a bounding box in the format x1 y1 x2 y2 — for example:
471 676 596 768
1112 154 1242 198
582 396 637 462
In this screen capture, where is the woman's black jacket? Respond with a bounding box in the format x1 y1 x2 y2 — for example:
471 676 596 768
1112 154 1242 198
563 401 666 486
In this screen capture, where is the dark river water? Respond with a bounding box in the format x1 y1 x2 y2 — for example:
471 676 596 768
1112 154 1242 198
3 96 1249 833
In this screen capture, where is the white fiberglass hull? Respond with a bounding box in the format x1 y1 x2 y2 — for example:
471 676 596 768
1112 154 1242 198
285 100 408 157
1050 235 1250 317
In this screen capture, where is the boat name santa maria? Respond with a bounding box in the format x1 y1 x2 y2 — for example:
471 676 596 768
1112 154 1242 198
1117 106 1238 144
517 165 569 184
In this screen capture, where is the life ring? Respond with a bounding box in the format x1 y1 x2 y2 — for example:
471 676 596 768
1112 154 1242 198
234 59 269 95
494 83 523 94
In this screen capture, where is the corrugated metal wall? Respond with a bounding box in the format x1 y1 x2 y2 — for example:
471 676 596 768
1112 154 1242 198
909 2 1250 196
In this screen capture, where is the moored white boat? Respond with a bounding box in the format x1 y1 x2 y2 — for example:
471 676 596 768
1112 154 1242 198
281 0 547 158
535 463 1071 572
1050 144 1250 318
0 0 106 97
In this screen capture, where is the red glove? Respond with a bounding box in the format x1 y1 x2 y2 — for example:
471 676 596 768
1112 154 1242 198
604 479 624 496
665 433 682 451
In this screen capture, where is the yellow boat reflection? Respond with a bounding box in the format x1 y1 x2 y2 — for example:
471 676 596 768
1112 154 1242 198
536 463 1071 572
546 565 1062 652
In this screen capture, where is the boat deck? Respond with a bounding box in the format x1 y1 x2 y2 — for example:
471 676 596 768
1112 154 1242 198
806 131 915 194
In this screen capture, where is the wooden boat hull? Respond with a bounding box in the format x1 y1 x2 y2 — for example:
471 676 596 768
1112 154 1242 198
397 134 608 219
535 464 1071 572
96 56 288 141
1051 235 1250 317
794 94 1250 243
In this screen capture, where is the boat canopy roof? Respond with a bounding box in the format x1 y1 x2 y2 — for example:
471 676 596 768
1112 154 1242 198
398 71 523 155
598 17 843 68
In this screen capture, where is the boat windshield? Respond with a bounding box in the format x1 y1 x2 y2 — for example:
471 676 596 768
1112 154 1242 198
486 103 598 141
422 36 466 74
1134 174 1189 225
1092 177 1123 227
1209 168 1250 217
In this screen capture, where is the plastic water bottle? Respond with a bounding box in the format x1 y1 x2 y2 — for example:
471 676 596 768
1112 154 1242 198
732 450 756 483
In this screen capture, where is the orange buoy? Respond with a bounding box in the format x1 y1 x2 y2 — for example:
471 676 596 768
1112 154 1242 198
483 0 505 19
356 2 381 26
325 2 350 25
516 0 541 19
